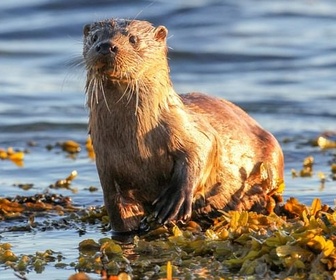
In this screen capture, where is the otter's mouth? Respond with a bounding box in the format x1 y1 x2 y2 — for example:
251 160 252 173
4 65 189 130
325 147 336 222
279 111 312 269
89 59 131 82
89 62 119 79
90 56 115 71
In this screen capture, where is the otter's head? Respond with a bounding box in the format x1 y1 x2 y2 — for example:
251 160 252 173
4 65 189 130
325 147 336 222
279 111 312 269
83 19 168 82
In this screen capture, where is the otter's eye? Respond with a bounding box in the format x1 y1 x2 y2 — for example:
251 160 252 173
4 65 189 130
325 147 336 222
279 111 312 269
129 35 137 44
91 34 98 44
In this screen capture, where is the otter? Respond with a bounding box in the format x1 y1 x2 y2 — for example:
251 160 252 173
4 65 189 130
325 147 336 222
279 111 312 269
82 19 284 233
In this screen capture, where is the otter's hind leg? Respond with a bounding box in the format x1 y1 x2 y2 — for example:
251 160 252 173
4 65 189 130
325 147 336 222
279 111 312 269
226 162 283 214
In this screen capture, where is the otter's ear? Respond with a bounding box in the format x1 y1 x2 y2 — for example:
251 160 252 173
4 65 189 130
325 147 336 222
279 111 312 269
154 26 168 42
83 24 91 37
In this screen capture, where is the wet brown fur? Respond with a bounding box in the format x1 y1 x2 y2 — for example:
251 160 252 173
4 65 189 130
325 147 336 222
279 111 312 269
82 19 284 232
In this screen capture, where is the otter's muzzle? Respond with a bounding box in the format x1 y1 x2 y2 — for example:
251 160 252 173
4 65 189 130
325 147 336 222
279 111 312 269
95 41 118 55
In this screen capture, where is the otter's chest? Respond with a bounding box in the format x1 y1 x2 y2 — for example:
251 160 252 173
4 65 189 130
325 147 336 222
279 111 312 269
90 109 173 187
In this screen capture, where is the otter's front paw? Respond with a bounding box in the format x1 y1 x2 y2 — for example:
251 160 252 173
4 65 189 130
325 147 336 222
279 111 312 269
152 184 193 224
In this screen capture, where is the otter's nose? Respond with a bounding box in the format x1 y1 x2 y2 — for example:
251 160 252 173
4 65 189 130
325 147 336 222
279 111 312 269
95 42 118 55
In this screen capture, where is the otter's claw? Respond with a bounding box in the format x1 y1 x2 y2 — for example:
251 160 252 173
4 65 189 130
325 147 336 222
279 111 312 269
153 184 193 225
139 217 151 232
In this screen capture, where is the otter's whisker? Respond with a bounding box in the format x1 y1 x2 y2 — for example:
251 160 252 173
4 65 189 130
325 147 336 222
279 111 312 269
92 77 98 104
86 77 95 109
89 83 93 109
134 80 139 116
100 77 111 112
116 78 131 104
125 79 135 106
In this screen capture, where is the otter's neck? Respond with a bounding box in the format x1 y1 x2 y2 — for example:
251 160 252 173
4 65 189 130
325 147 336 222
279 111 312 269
87 72 181 132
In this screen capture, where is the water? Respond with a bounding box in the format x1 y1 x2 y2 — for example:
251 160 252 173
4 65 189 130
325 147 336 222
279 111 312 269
0 0 335 279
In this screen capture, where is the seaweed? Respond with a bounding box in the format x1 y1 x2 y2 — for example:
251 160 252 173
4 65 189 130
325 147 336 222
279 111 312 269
1 134 336 279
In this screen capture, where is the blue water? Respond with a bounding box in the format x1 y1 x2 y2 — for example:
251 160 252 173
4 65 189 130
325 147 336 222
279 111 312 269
1 0 336 279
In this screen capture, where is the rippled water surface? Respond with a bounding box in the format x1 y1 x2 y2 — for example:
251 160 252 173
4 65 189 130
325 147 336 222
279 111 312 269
1 0 336 279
